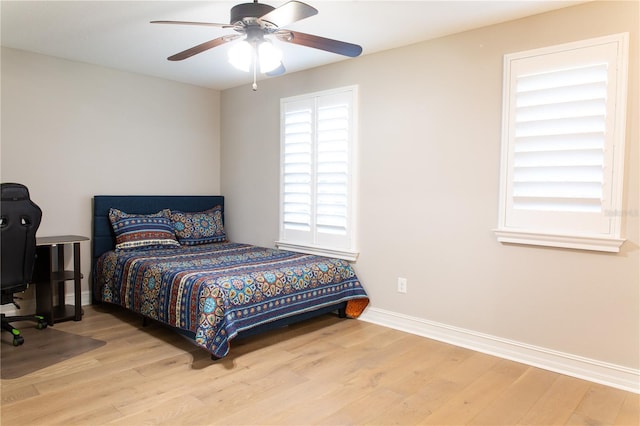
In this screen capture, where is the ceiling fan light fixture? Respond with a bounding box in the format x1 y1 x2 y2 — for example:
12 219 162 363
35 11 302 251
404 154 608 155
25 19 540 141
258 40 282 73
228 40 253 72
228 38 282 74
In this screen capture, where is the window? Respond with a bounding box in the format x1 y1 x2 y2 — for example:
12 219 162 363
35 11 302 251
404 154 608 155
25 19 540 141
495 34 629 252
277 86 358 261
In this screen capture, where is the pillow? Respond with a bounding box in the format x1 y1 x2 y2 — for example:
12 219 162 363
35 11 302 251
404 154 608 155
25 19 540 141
108 208 180 250
170 205 227 245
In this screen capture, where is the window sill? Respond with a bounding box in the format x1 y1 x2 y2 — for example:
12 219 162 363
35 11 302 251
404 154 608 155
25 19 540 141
275 241 359 262
493 229 625 253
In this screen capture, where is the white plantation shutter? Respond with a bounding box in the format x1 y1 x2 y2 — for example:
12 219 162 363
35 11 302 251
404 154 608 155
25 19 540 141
316 94 350 237
279 87 358 260
282 100 313 233
496 34 629 252
511 64 609 215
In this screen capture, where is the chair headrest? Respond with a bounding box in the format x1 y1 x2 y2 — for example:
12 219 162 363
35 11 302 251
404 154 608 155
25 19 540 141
1 183 31 202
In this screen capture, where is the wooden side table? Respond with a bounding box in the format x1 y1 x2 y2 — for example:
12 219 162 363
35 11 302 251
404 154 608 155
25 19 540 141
33 235 89 325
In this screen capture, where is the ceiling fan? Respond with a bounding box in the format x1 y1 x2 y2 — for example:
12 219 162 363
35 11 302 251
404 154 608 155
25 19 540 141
151 0 363 89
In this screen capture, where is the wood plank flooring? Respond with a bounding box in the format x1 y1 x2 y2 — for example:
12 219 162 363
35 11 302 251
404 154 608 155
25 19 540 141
1 305 638 425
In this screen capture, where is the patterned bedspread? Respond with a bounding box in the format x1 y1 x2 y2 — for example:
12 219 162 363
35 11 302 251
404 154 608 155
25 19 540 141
95 242 369 358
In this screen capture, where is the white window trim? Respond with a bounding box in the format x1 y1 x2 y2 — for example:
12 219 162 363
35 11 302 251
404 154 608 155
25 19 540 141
277 86 359 261
494 230 625 253
275 241 359 262
494 33 629 253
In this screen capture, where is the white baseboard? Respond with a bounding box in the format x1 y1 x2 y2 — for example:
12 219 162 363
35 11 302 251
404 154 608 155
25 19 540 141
359 307 640 394
0 291 93 317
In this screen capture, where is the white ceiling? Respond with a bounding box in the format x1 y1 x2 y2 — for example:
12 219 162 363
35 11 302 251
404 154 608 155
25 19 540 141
1 1 584 90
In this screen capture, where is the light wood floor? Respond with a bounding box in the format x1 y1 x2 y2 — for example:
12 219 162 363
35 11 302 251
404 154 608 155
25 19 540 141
1 305 638 425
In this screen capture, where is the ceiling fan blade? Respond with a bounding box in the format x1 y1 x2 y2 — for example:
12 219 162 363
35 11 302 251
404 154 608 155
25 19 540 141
266 63 286 76
277 31 362 57
167 35 240 61
150 20 234 29
259 1 318 28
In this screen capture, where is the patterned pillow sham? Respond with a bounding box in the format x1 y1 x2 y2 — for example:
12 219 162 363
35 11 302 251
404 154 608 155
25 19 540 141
170 205 227 245
108 208 180 250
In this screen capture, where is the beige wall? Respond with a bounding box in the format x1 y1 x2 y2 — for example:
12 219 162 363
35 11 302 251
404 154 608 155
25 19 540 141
221 0 639 372
1 47 222 302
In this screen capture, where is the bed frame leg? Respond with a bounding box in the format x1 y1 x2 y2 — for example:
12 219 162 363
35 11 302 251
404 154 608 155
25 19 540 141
338 307 347 318
142 316 150 327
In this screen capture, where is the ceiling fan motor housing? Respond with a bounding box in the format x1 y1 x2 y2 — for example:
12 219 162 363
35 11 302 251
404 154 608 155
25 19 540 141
230 2 275 25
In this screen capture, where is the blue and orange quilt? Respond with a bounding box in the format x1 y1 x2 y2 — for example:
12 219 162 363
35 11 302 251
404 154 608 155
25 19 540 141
95 242 369 358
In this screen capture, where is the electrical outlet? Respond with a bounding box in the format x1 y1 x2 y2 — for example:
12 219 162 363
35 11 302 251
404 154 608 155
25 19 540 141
397 277 407 294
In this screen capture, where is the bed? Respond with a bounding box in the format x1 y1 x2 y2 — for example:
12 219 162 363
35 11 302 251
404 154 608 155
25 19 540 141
92 195 369 358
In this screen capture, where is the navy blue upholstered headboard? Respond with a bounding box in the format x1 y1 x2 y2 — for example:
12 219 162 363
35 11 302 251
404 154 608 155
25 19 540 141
92 195 224 265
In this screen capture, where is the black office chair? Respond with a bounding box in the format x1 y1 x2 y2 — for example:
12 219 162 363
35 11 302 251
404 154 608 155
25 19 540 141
1 183 47 346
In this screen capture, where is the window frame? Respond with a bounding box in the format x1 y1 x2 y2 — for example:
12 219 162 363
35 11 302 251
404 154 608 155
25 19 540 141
276 85 359 261
494 33 629 252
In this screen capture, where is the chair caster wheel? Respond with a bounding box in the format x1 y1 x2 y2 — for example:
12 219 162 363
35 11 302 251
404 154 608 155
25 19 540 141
35 315 48 330
13 335 24 346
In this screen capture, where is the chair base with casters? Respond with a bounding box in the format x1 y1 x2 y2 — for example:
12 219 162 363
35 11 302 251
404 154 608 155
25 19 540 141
1 291 47 346
1 312 47 346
